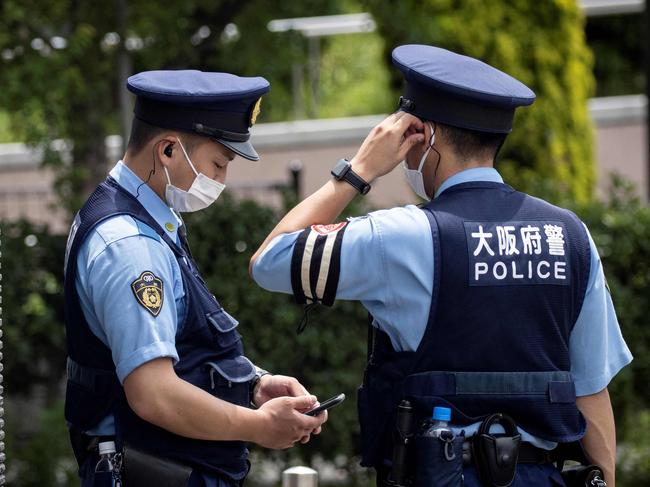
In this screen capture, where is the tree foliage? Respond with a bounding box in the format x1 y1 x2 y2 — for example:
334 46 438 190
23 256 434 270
364 0 596 203
0 0 345 212
571 180 650 486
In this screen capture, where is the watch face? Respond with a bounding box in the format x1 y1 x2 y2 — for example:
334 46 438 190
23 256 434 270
333 159 350 178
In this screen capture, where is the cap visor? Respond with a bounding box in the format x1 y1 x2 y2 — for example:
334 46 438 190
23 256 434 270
215 138 260 162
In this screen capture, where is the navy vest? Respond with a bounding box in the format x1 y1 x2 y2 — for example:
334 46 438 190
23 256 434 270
358 181 591 468
64 177 256 481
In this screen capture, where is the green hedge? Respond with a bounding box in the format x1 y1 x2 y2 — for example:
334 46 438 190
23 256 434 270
364 0 595 203
3 184 650 485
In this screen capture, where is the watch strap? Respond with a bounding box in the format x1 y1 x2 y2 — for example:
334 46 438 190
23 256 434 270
332 159 371 195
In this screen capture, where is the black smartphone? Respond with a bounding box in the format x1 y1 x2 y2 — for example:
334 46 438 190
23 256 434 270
304 393 346 416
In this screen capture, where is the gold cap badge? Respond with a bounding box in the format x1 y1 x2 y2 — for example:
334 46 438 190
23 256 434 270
249 97 262 127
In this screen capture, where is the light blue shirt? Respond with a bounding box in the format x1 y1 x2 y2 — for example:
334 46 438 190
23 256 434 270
253 167 633 448
73 161 186 434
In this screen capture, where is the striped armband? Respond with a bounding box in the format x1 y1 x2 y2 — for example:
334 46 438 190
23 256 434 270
290 222 348 307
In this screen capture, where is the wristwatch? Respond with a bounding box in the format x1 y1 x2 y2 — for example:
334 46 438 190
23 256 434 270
250 366 270 408
331 158 371 195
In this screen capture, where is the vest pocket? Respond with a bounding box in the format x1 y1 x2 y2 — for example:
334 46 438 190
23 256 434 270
205 357 256 407
206 309 241 349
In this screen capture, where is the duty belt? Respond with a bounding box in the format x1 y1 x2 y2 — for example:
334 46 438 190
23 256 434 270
462 441 554 467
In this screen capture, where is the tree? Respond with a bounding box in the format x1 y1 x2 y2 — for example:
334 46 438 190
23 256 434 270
363 0 596 203
0 0 350 214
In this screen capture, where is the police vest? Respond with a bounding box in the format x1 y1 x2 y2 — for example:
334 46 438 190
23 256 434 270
64 177 255 481
358 181 591 468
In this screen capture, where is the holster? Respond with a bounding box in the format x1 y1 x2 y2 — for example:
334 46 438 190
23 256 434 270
471 413 521 487
69 429 102 468
561 465 607 487
122 444 193 487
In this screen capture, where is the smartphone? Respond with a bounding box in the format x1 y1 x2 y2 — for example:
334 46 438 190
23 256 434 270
304 393 346 416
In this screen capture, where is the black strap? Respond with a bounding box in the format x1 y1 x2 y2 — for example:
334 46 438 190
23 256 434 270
462 441 554 466
342 166 371 194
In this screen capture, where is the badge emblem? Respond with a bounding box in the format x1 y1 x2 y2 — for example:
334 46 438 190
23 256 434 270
311 222 348 235
131 271 164 316
249 97 262 126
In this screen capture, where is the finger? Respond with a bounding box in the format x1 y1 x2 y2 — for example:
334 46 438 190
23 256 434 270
289 394 318 410
312 426 322 435
285 378 309 397
301 413 326 430
398 133 426 159
300 434 310 444
394 113 424 132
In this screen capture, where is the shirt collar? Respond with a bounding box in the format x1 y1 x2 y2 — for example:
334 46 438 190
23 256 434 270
435 167 504 198
109 161 182 243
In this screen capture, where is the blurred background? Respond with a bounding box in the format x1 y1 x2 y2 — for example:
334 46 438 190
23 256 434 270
0 0 649 485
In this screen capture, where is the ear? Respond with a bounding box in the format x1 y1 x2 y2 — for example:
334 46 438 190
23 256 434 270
153 134 178 169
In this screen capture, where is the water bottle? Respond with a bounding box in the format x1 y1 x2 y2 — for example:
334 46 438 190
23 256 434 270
424 406 452 438
95 440 117 485
422 407 455 460
414 406 462 487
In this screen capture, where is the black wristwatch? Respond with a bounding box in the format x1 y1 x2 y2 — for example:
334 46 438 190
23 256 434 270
331 158 371 195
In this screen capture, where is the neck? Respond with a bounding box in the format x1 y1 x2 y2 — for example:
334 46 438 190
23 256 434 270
431 153 493 197
123 149 167 201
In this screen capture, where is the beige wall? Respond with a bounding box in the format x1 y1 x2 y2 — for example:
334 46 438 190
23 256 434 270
229 143 419 210
0 165 68 233
594 123 647 198
0 98 647 233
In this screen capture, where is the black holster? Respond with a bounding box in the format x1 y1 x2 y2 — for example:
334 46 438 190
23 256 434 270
561 465 607 487
471 414 521 487
122 445 193 487
69 429 103 468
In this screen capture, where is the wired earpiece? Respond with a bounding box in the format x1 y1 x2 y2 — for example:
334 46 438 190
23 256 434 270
164 144 173 157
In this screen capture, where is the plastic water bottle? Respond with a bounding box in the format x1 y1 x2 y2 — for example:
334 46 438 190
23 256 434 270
423 406 456 461
95 440 116 483
425 406 453 438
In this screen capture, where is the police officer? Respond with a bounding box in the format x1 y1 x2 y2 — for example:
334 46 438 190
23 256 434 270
64 70 327 486
250 45 631 486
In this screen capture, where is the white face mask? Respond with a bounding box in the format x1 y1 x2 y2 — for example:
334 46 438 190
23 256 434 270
403 123 435 200
164 138 226 212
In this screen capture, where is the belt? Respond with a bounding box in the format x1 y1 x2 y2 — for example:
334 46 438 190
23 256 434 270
462 441 555 467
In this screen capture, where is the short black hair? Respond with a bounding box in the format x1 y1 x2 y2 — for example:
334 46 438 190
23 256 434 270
126 118 206 155
436 123 507 163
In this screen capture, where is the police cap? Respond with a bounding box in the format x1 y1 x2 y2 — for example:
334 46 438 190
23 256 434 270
127 70 270 161
392 45 535 133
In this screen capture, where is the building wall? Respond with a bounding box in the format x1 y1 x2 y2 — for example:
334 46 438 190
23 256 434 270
0 96 647 233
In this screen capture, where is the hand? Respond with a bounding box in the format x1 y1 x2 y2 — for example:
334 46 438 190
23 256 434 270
253 375 327 441
253 395 328 449
350 112 424 182
253 374 308 407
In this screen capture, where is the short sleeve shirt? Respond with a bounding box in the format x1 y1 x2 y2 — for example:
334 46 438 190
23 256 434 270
73 161 186 433
252 167 633 447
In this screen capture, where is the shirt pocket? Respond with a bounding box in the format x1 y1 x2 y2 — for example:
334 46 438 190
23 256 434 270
205 356 256 407
206 309 241 349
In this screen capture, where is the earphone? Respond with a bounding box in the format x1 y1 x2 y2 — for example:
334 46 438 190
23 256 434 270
164 144 173 157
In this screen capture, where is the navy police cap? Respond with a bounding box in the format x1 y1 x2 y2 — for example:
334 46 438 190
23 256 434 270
392 45 535 133
127 70 270 161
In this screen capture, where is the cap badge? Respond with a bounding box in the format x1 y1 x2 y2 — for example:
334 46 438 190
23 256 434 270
249 97 262 126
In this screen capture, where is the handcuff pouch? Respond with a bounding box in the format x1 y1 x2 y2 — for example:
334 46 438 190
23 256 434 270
472 413 521 487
